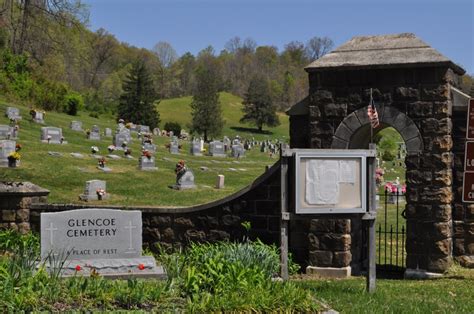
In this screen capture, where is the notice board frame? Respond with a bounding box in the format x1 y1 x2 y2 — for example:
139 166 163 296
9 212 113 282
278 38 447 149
294 149 371 214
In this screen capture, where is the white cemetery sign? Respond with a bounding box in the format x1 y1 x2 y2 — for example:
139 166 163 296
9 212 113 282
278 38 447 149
40 208 165 278
294 150 372 214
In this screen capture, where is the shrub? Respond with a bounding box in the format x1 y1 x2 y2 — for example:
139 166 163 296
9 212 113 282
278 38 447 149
164 121 181 135
64 93 83 116
382 150 395 161
89 112 99 119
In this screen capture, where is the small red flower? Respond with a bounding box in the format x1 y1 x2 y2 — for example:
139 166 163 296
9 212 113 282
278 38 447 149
75 265 82 271
138 263 145 270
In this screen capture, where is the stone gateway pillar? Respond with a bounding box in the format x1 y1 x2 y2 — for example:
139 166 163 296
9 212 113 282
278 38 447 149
287 33 469 275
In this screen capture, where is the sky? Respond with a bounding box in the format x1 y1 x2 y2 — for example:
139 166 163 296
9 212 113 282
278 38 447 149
83 0 473 74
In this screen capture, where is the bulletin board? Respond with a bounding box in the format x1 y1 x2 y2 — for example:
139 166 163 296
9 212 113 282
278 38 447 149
294 150 368 214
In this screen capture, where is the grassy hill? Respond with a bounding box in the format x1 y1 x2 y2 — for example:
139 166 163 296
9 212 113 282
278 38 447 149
159 92 289 140
0 93 287 206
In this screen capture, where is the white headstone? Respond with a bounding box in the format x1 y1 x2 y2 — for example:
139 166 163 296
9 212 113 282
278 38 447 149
70 121 83 131
138 156 158 171
41 127 65 144
0 140 16 167
6 107 22 120
216 174 225 189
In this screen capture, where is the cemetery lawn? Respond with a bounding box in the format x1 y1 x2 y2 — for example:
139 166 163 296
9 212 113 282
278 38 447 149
295 264 474 313
0 93 288 206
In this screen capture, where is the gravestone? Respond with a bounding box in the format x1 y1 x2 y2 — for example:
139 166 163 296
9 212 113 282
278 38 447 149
142 143 157 153
209 141 226 157
5 107 21 120
0 140 16 167
231 144 245 158
0 125 12 140
190 139 202 156
200 138 204 151
171 169 196 190
169 140 179 154
104 128 113 137
79 180 108 201
40 208 165 278
139 156 158 171
70 121 83 131
41 127 65 144
216 174 225 189
32 111 45 124
138 125 150 133
223 136 231 151
153 128 161 136
114 131 131 150
88 125 101 140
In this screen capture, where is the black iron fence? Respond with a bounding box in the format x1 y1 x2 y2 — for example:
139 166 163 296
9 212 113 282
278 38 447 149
376 189 406 274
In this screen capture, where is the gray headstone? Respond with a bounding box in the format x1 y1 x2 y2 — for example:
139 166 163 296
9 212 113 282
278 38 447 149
231 144 245 158
138 125 150 133
48 151 62 157
169 141 179 154
41 127 64 144
209 141 226 157
190 140 202 156
6 107 21 120
0 140 16 167
79 180 108 201
172 169 196 190
139 156 158 171
88 125 101 140
104 128 113 137
70 121 83 131
107 154 121 159
0 125 12 140
153 128 161 136
142 143 157 153
114 132 131 150
70 153 84 159
40 208 164 278
33 111 45 123
216 174 225 189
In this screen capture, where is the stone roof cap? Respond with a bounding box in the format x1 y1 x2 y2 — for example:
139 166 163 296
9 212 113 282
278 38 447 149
305 33 465 75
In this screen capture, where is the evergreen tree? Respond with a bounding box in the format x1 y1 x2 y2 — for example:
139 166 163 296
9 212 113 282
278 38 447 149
118 60 160 129
240 75 280 132
190 64 224 141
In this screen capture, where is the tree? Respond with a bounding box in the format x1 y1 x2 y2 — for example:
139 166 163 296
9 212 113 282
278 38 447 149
240 75 280 132
118 59 160 129
305 36 334 61
190 63 224 141
152 41 178 98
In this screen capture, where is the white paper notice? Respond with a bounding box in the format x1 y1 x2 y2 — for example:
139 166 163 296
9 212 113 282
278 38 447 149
306 160 339 205
339 160 356 184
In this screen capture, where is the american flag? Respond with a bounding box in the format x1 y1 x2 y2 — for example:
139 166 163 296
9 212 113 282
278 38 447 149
367 94 379 128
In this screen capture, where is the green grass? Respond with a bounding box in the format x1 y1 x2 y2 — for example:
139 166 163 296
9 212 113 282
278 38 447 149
159 92 290 140
0 93 286 206
297 265 474 313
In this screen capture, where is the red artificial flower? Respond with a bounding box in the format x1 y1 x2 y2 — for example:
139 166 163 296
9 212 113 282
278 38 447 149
75 265 82 271
138 263 145 270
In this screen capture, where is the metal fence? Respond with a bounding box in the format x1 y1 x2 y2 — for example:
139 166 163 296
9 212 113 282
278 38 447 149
376 190 406 274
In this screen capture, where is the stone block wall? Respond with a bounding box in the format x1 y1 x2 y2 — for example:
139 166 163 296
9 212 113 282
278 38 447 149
290 66 462 273
0 182 49 234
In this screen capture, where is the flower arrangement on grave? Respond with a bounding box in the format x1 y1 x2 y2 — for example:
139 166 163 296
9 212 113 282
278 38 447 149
384 182 406 194
15 143 21 152
29 108 45 119
85 129 91 136
8 152 21 162
60 136 65 144
124 148 132 156
47 135 51 143
96 188 106 199
375 167 384 186
126 122 133 129
98 157 106 168
175 160 187 181
142 149 152 160
107 145 116 153
118 118 125 124
91 146 99 154
121 141 128 149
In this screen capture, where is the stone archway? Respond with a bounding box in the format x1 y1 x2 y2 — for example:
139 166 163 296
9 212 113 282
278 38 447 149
331 106 423 153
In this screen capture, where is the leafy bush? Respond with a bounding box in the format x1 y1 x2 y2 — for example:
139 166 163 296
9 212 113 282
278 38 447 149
64 93 83 116
382 150 395 161
89 112 99 118
164 121 181 135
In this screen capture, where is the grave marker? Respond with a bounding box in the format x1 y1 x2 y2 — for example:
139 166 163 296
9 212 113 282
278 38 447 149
88 125 101 140
79 180 108 201
40 208 165 278
139 156 158 171
70 121 83 131
0 140 16 167
5 107 22 120
209 141 226 157
190 139 202 156
41 127 65 144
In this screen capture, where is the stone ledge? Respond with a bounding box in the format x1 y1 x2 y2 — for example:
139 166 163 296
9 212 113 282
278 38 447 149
404 268 444 279
306 266 351 278
0 182 50 197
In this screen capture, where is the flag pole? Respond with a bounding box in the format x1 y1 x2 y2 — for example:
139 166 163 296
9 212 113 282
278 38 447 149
370 88 373 144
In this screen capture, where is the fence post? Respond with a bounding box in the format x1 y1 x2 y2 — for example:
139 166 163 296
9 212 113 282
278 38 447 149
280 144 290 280
364 143 377 293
